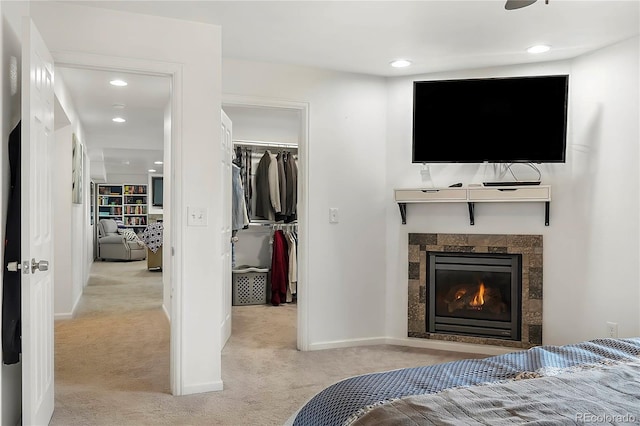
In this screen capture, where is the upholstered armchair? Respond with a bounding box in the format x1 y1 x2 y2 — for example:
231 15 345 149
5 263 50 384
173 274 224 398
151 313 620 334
97 219 146 261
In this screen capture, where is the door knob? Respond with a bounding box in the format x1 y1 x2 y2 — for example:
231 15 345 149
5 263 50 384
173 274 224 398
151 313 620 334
31 258 49 273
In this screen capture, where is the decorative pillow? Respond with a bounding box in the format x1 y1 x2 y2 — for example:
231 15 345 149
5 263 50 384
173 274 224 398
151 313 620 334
121 228 145 247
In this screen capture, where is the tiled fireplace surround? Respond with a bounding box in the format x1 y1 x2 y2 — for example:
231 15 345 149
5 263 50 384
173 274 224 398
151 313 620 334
408 233 543 349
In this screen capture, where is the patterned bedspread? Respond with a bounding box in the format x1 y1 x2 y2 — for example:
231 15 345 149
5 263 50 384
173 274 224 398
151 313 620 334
290 338 640 426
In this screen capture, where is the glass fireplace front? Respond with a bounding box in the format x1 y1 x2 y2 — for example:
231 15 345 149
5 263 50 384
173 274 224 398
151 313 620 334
428 252 521 340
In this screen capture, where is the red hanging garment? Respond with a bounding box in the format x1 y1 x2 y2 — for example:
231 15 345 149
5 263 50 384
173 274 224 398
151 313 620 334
270 230 289 306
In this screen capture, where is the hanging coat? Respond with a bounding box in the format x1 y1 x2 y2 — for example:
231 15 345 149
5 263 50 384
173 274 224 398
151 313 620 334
254 151 273 220
2 122 21 365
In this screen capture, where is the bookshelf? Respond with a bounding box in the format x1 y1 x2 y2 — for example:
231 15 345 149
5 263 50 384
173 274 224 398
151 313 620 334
98 184 148 231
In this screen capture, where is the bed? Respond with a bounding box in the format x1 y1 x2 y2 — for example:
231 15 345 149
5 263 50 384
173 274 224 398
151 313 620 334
289 338 640 425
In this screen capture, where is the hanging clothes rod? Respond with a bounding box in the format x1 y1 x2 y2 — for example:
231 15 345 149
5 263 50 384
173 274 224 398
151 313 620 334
233 139 298 149
247 221 298 229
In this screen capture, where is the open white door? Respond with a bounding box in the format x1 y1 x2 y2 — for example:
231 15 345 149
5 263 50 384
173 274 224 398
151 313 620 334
21 18 55 425
220 110 232 347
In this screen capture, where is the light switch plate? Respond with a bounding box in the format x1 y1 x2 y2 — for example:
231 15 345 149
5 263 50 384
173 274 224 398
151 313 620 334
188 206 208 226
329 207 339 223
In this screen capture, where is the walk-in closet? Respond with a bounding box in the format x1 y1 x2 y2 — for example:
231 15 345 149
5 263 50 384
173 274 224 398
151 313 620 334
224 104 302 347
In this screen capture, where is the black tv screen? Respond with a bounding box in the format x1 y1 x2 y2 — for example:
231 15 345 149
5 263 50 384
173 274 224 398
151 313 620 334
152 176 163 207
412 75 568 163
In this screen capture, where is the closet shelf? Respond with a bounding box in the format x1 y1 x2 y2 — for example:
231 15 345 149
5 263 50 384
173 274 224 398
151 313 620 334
233 139 298 149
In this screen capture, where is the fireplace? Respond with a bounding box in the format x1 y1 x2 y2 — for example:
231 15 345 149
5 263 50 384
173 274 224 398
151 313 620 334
428 252 521 340
408 233 542 349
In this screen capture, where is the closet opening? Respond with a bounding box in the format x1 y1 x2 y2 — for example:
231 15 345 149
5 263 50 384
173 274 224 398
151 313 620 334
222 102 305 352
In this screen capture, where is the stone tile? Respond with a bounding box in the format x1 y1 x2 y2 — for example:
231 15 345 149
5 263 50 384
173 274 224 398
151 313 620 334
488 246 508 253
525 299 542 315
529 267 543 299
530 254 543 268
408 262 420 280
419 286 426 304
444 245 474 253
425 245 443 253
408 331 430 339
474 246 489 253
510 246 537 254
522 311 542 325
420 251 427 283
409 233 437 246
468 234 508 247
438 234 468 246
408 302 426 329
507 234 543 248
409 279 420 302
529 325 543 345
408 245 420 263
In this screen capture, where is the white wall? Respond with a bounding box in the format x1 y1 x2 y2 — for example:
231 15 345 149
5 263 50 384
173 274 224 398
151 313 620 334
223 59 388 347
53 70 90 319
564 36 639 343
0 2 26 423
30 2 223 395
162 101 171 320
385 39 639 346
105 175 147 185
53 125 73 317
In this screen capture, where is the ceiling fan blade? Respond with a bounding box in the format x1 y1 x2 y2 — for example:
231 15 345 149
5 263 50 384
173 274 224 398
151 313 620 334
505 0 538 10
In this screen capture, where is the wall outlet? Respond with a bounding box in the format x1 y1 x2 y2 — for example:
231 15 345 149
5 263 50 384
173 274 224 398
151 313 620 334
606 321 618 338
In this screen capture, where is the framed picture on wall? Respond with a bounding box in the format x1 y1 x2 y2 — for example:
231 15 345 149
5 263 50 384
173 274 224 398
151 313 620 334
72 133 83 204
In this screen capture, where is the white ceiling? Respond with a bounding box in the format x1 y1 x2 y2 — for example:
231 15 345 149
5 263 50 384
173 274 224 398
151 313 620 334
56 67 169 182
58 0 639 180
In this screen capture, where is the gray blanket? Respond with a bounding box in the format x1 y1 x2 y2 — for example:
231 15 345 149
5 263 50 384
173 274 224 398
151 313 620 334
352 361 640 425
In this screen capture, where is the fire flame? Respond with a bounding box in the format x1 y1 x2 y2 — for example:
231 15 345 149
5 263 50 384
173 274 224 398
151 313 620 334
469 282 485 307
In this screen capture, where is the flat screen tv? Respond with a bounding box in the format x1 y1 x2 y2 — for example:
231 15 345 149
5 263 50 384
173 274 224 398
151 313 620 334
152 176 163 207
412 75 568 163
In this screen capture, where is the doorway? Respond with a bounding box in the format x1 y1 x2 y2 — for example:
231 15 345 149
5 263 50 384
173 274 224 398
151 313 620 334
222 96 309 351
52 64 173 401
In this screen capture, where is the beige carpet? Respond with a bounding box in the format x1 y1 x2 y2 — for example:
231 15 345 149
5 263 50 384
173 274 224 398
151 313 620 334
52 260 485 425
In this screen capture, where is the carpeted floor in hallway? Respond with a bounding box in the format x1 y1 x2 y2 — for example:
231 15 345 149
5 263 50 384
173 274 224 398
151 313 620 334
52 260 485 425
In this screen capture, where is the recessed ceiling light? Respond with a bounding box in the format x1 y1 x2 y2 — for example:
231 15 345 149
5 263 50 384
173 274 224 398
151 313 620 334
527 45 551 54
112 117 126 123
112 103 126 109
154 161 163 165
110 79 128 87
390 59 412 68
148 169 157 173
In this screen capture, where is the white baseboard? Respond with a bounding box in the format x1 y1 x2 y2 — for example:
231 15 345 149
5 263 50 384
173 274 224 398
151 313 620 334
385 337 515 356
307 337 387 351
55 290 84 320
180 380 224 395
162 303 171 322
305 336 516 356
54 312 73 320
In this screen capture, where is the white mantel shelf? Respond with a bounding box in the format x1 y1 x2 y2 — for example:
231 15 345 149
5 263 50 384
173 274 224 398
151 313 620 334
394 185 551 226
